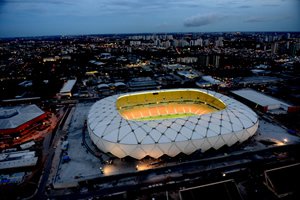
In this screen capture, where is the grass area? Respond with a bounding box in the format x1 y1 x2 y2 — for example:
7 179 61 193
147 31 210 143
137 113 196 121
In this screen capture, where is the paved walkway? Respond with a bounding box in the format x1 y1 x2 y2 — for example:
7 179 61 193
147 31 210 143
47 106 75 188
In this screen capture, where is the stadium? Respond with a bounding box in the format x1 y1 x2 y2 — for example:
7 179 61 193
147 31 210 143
87 89 259 159
0 104 46 135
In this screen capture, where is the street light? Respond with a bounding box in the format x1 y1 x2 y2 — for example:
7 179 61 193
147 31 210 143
283 138 288 143
99 167 104 174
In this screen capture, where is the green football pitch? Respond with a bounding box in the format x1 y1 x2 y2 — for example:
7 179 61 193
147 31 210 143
137 113 195 121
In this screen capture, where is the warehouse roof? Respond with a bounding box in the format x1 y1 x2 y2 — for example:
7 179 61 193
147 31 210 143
231 88 291 107
60 79 76 94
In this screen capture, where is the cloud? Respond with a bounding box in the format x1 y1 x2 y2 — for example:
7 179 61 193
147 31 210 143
156 22 172 29
244 13 294 23
244 16 266 23
183 13 220 27
238 5 251 9
0 0 74 15
262 4 279 7
0 0 7 9
107 0 201 11
0 0 73 6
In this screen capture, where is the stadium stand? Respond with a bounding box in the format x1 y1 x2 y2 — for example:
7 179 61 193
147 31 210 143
117 90 224 121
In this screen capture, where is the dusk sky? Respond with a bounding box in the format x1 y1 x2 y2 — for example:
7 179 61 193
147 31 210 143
0 0 299 37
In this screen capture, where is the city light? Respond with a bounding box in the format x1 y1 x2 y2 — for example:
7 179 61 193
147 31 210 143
99 167 104 174
0 21 299 199
135 163 153 171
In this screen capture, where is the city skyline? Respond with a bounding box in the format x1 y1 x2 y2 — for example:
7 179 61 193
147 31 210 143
0 0 300 38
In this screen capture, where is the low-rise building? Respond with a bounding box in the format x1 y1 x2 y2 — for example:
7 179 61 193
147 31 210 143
231 88 299 114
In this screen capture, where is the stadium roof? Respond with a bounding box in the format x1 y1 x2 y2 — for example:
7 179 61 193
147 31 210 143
231 88 291 107
59 79 77 94
87 89 258 159
0 104 45 130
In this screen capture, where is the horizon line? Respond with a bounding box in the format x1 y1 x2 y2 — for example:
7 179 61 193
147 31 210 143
1 31 299 40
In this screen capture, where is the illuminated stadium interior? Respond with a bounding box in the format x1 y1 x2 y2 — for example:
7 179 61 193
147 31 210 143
116 90 227 121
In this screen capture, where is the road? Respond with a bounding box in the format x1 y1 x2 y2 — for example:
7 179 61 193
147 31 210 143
31 106 72 200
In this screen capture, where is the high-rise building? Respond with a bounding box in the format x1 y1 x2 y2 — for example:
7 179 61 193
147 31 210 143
215 37 224 47
199 55 209 67
271 42 278 54
195 38 203 46
204 39 210 46
212 55 220 68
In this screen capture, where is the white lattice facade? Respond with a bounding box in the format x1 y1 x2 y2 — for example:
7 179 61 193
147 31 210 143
87 89 258 159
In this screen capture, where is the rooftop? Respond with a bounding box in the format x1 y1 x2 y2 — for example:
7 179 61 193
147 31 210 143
0 104 45 130
231 88 291 107
60 79 77 94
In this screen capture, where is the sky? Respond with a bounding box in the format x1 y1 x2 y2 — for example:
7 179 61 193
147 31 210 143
0 0 299 37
